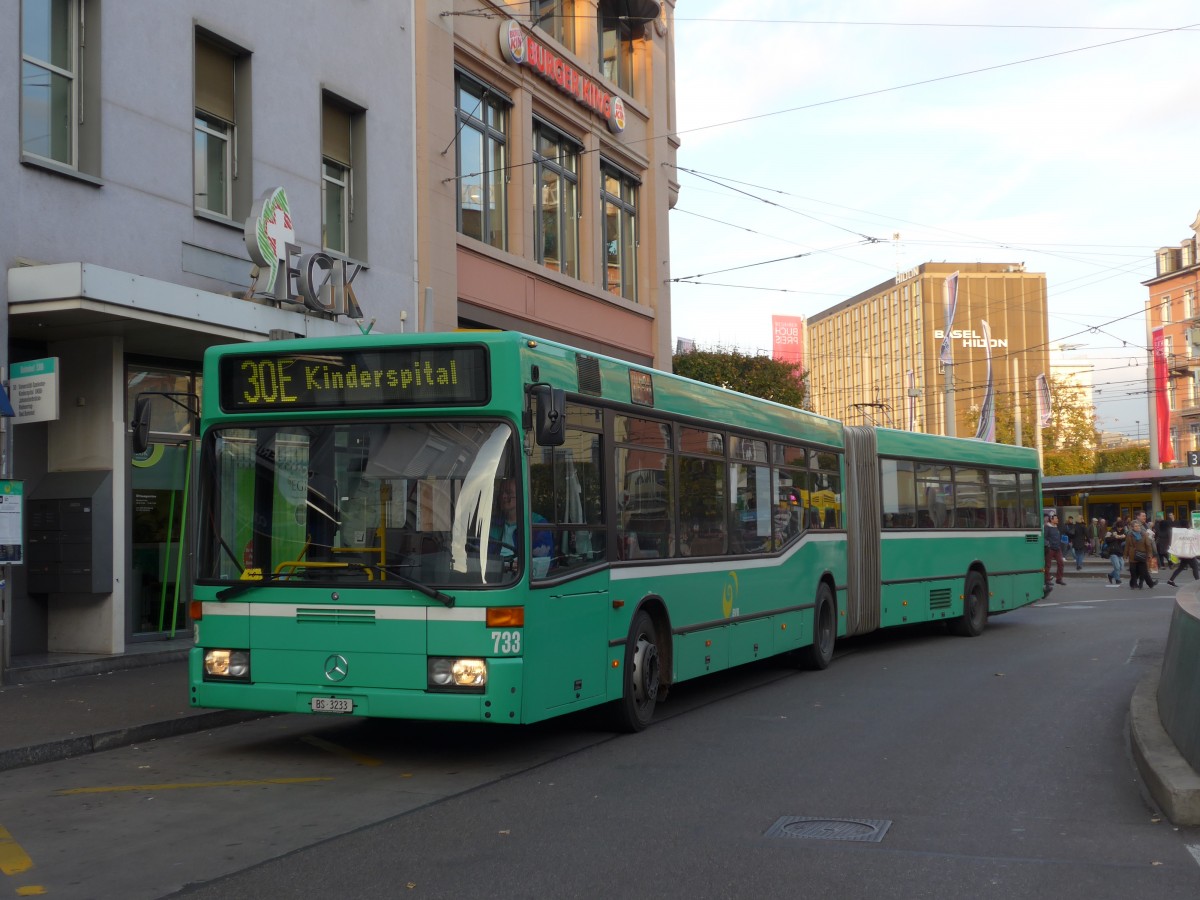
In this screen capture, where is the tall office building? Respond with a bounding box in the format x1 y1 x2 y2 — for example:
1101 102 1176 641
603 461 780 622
806 263 1050 438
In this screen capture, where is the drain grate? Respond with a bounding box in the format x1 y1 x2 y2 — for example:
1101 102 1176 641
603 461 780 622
765 816 891 843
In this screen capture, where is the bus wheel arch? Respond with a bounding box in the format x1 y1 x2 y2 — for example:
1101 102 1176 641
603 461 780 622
796 577 837 670
610 597 672 733
950 567 989 637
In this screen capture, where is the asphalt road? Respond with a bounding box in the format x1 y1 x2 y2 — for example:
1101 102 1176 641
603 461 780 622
1 581 1198 900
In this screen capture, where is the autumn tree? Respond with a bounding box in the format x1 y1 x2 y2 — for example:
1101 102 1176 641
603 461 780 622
989 373 1101 475
672 347 807 409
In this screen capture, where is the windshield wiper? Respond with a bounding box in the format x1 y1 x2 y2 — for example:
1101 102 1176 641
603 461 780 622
371 565 456 608
216 570 285 601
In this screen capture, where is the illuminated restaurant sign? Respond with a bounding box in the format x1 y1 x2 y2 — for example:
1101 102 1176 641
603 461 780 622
500 21 626 133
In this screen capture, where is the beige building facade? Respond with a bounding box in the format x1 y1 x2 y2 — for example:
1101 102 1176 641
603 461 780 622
806 263 1050 438
415 0 678 367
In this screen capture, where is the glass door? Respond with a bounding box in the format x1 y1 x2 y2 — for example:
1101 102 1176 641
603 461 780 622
127 365 200 639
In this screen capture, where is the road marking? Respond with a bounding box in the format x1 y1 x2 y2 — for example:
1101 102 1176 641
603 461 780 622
0 825 34 875
301 735 383 767
1186 844 1200 869
56 777 332 795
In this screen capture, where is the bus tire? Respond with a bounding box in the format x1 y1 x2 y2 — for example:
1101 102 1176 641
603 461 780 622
797 583 836 670
950 571 988 637
610 609 661 733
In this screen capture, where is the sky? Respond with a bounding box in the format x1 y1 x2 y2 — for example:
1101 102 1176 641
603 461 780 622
667 1 1200 440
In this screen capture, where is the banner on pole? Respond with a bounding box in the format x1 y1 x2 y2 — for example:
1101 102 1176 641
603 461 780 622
1035 373 1052 427
974 320 995 442
939 272 959 366
1153 327 1175 464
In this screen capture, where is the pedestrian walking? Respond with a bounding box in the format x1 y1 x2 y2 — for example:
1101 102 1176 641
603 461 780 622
1102 522 1126 586
1044 512 1065 589
1166 523 1200 586
1155 511 1175 568
1067 516 1087 570
1125 516 1157 590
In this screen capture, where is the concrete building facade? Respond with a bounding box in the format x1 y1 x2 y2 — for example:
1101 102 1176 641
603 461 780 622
414 0 678 367
806 263 1050 438
2 1 417 671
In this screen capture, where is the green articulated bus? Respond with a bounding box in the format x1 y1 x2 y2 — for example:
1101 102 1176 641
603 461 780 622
187 331 1046 731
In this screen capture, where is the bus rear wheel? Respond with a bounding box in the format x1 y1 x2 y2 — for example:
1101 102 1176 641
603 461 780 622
796 583 836 670
610 610 661 733
950 571 988 637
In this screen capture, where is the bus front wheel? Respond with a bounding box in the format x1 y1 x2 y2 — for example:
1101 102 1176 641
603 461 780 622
610 610 661 733
797 583 836 670
950 571 988 637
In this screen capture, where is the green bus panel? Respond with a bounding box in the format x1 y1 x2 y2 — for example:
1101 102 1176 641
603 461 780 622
729 617 777 667
674 628 728 682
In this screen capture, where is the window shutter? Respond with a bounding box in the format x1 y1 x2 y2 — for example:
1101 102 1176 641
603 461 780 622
195 38 235 122
322 99 352 166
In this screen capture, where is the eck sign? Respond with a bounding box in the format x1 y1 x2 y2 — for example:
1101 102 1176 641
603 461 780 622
244 187 364 319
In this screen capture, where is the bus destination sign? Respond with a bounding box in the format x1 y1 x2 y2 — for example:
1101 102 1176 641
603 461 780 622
219 346 490 412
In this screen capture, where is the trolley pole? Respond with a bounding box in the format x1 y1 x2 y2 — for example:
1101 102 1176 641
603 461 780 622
943 362 956 438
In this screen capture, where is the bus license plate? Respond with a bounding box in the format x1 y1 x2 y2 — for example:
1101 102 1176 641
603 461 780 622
311 697 352 714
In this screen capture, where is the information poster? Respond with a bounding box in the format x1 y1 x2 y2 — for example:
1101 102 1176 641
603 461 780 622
0 481 24 564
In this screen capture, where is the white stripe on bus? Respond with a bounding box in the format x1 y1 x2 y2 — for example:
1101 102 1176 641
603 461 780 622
200 602 485 622
610 531 845 581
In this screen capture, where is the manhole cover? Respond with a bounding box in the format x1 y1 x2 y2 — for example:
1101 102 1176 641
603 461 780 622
765 816 891 843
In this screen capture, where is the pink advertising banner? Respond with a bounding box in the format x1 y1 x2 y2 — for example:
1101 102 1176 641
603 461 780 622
772 315 804 373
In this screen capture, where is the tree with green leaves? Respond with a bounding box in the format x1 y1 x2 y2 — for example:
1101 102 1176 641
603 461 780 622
672 347 807 409
1095 445 1149 472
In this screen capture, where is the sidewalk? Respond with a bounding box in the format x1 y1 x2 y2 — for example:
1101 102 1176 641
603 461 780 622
0 641 263 773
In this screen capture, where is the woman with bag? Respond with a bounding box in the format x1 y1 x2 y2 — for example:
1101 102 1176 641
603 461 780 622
1125 517 1157 590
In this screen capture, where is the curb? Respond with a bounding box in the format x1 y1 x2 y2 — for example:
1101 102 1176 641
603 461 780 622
1129 669 1200 826
0 709 269 774
4 646 191 686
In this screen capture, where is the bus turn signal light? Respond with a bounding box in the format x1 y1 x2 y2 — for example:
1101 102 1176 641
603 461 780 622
486 607 524 627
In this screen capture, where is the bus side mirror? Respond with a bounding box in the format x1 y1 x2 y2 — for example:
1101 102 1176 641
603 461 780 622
531 385 566 447
132 397 152 454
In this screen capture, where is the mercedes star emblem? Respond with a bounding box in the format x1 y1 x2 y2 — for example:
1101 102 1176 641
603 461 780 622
323 653 349 682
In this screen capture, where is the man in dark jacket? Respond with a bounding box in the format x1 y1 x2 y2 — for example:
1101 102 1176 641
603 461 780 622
1067 516 1088 570
1155 512 1174 568
1043 513 1065 588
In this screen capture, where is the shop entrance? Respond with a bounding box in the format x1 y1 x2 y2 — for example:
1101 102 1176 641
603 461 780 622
127 365 200 640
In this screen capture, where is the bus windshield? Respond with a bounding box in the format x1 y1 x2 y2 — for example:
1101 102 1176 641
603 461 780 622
197 420 523 588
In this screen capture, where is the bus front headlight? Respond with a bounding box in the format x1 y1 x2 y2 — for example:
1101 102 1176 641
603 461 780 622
204 649 251 681
427 657 487 691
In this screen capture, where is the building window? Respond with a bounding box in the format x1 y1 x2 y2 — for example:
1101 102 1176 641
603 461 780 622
534 0 575 52
322 94 365 257
194 34 238 218
1187 289 1196 319
598 0 634 92
534 122 580 277
601 162 638 301
1163 295 1172 325
21 0 78 166
456 72 508 249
